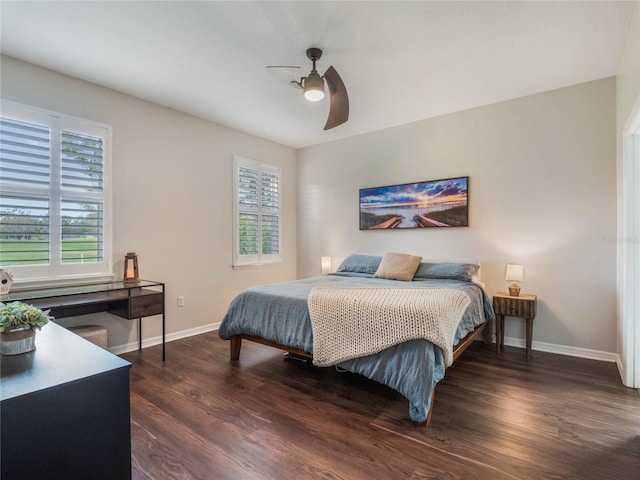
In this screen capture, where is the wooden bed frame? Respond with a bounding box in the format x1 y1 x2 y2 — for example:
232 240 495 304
228 318 493 425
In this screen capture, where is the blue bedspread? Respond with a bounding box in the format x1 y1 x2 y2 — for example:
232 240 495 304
219 272 495 422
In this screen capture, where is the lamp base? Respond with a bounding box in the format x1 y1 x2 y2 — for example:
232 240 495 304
508 283 521 297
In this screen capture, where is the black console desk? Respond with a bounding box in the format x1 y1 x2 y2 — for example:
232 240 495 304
1 322 132 480
2 279 166 360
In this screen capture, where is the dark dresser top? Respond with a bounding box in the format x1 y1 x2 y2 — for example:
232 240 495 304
1 321 130 402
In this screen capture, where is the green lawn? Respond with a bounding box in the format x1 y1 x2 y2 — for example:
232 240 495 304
0 238 100 265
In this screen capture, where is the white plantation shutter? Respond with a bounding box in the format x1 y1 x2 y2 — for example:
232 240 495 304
237 166 259 256
61 199 104 263
233 156 281 267
261 171 280 255
60 130 105 264
0 117 51 266
0 100 112 282
61 130 104 192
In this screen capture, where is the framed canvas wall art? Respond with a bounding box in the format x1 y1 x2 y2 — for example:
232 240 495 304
359 176 469 230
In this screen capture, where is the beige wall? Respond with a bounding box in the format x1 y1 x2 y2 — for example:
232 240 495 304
297 78 617 356
0 55 297 351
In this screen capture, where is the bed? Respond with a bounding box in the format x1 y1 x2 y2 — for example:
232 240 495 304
218 254 495 424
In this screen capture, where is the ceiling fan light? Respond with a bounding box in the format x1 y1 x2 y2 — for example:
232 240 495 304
304 88 325 102
303 71 325 102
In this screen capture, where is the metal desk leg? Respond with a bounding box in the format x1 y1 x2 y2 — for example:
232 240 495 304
138 317 142 351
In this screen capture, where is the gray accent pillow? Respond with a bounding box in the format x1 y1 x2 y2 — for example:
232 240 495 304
374 252 423 281
336 254 382 275
414 262 479 282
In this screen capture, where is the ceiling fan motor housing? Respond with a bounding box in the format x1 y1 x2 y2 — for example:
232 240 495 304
306 47 323 62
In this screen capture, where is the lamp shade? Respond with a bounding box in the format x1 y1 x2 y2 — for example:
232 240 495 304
321 256 332 275
505 264 524 282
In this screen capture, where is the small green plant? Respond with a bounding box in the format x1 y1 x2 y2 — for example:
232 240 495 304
0 302 49 333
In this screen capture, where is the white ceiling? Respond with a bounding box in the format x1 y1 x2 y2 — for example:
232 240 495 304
0 1 635 149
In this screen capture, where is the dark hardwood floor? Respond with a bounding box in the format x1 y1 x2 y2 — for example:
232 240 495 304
123 333 640 480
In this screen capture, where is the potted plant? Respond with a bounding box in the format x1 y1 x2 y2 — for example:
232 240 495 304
0 301 50 355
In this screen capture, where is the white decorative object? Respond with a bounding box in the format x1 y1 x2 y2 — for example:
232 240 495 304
0 269 14 295
506 264 524 296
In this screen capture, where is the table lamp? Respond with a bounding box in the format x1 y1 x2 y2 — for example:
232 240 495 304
506 264 524 296
321 256 332 275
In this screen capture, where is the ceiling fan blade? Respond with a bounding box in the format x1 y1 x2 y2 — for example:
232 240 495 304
266 66 302 89
323 66 349 130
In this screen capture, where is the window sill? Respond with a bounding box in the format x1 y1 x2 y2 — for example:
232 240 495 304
232 262 282 270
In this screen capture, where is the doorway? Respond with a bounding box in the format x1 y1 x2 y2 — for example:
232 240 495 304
621 101 640 388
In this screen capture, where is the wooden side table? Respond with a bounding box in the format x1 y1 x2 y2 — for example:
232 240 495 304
493 292 537 360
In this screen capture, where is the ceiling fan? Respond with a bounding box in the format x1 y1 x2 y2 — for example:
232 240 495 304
267 48 349 130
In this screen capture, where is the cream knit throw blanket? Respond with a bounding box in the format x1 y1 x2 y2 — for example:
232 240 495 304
308 287 470 368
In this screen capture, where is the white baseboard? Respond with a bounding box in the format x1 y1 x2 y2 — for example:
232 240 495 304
502 335 617 363
109 321 221 356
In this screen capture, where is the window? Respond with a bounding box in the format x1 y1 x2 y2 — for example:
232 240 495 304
0 100 112 283
233 156 281 267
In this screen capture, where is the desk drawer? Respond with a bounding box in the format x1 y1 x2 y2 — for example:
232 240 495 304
109 290 163 320
130 291 163 318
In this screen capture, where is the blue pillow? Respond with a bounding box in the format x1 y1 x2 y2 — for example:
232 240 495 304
335 254 382 275
414 262 479 282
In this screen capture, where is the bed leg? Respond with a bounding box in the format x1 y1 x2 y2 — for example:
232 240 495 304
425 390 435 425
230 336 242 361
483 319 493 345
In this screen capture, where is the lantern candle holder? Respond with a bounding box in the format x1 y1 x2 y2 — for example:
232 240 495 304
123 252 139 285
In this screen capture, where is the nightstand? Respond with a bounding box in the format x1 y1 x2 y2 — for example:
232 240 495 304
493 292 537 360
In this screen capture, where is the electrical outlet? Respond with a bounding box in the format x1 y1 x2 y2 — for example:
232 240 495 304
177 296 185 307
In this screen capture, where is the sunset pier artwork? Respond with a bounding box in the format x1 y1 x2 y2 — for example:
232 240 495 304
359 177 469 230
